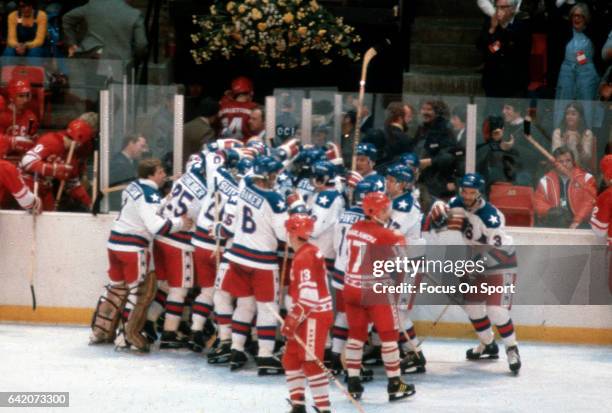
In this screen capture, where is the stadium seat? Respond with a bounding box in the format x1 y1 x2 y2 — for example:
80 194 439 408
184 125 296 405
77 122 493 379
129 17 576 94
1 65 47 120
489 183 535 227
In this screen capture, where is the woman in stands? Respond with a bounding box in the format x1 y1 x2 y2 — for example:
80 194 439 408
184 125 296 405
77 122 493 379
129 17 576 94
3 0 48 61
551 102 597 173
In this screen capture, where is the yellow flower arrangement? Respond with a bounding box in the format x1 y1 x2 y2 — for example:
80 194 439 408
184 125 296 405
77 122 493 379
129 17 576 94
191 0 361 70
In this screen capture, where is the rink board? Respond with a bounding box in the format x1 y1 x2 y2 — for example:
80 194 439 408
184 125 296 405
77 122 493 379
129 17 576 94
1 211 611 345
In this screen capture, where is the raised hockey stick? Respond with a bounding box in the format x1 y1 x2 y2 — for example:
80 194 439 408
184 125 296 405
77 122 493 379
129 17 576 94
350 40 389 171
265 303 366 413
278 241 289 306
29 178 39 311
54 140 77 209
213 191 222 269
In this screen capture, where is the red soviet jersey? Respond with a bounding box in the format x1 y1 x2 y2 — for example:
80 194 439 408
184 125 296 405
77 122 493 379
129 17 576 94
0 108 39 160
345 220 405 289
289 242 333 313
591 187 612 245
219 96 257 142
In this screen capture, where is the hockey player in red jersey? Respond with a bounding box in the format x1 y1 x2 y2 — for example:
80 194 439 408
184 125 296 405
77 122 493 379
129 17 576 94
281 213 334 413
590 155 612 293
344 191 416 402
0 78 39 157
0 158 41 212
20 118 94 211
219 76 258 142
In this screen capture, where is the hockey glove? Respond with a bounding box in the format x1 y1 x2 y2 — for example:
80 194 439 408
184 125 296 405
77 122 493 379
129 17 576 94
346 170 363 189
430 201 449 227
282 303 307 340
9 135 35 153
447 209 467 231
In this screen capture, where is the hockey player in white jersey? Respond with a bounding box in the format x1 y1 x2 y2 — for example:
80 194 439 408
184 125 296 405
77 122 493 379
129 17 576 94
430 173 521 374
385 164 427 374
347 143 385 192
154 158 208 349
92 159 192 352
329 179 377 375
221 155 288 375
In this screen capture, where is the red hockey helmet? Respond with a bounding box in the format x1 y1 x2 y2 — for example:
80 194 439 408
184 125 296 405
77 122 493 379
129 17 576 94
7 78 31 100
362 191 391 219
66 119 94 145
601 155 612 181
231 76 253 96
285 213 315 239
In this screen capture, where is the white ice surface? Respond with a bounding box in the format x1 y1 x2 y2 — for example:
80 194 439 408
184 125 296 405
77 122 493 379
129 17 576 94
1 324 611 413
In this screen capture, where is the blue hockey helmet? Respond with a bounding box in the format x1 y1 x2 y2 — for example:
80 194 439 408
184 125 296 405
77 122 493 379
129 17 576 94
253 155 283 179
363 173 386 192
400 152 420 170
312 160 337 185
386 164 414 184
353 179 377 205
356 143 377 162
236 157 253 178
460 173 485 192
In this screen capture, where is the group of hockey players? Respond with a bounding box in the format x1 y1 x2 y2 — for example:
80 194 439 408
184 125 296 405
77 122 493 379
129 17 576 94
90 129 532 412
0 75 98 214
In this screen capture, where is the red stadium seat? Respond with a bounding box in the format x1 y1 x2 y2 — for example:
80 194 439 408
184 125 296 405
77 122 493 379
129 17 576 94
1 65 47 120
489 183 535 227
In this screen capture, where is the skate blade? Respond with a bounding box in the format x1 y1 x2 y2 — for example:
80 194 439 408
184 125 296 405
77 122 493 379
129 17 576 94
207 356 231 365
401 366 426 375
258 368 284 376
467 354 499 361
230 363 246 371
389 389 416 402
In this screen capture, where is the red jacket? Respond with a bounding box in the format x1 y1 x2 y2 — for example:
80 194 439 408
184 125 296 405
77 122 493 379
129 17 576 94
591 187 612 245
534 167 596 225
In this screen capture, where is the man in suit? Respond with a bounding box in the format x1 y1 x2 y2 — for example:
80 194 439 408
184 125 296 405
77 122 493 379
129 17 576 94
183 97 219 160
109 133 148 210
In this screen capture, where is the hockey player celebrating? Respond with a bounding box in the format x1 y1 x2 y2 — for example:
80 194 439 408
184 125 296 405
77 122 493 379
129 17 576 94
282 213 334 413
590 155 612 293
154 159 208 349
430 173 521 374
221 155 288 375
344 191 416 402
91 159 193 352
385 164 427 374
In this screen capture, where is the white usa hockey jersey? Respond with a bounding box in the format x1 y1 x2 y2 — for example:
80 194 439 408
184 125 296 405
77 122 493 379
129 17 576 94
224 177 288 270
331 205 365 289
108 179 183 252
310 187 345 260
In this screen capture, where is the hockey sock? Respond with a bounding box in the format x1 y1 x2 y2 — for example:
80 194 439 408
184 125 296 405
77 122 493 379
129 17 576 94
304 362 330 411
345 338 364 378
331 311 348 354
285 369 306 406
488 306 518 347
231 296 256 351
381 341 401 378
399 313 421 353
464 304 495 344
191 287 214 331
213 289 234 341
147 283 167 322
164 288 187 332
256 301 278 357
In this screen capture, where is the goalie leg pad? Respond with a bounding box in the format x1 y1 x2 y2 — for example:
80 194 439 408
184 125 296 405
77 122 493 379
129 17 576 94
124 271 157 352
90 282 128 344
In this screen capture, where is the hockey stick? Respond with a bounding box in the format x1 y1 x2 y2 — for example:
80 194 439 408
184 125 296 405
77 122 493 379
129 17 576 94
278 241 289 307
29 178 39 311
265 303 366 413
523 133 597 201
90 150 99 213
213 191 222 269
350 41 389 171
54 140 77 209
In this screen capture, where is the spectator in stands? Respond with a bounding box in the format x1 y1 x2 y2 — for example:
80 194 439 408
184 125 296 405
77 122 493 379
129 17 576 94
3 0 47 60
552 102 596 172
477 115 519 190
477 0 531 100
182 97 219 160
534 146 596 228
450 105 467 148
599 30 612 149
110 133 149 187
414 100 458 199
553 3 600 128
477 0 523 17
378 101 415 167
63 0 147 78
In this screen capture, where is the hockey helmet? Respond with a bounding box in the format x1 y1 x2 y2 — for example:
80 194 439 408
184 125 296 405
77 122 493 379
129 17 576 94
460 173 485 193
252 155 283 179
362 192 391 219
231 76 254 96
400 152 420 170
353 179 377 205
236 157 253 178
356 143 377 162
601 155 612 181
66 119 94 145
312 160 337 185
363 173 386 192
246 139 268 157
285 213 315 240
7 78 31 100
386 164 414 184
